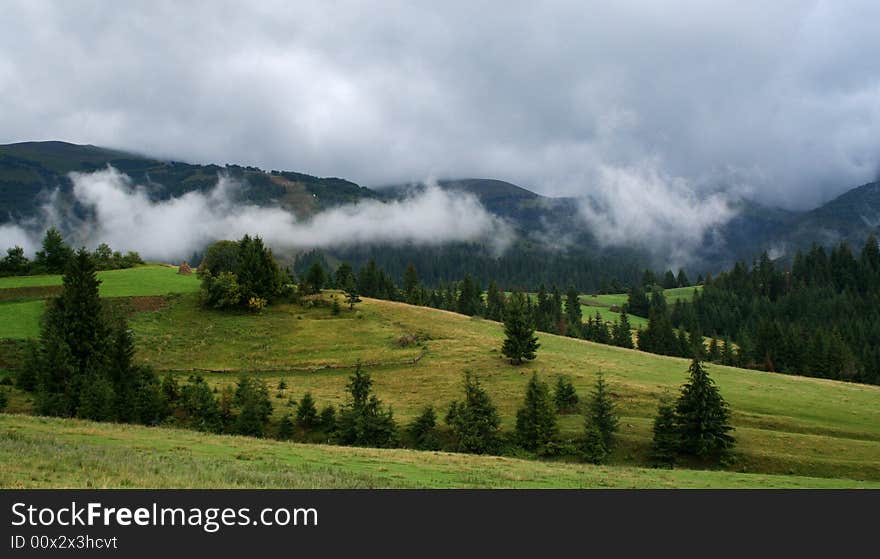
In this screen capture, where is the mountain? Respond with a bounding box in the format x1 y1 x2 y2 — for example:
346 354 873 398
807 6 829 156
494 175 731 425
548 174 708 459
2 141 879 281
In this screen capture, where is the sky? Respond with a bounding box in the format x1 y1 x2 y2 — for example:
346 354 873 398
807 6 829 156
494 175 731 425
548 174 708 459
2 1 879 214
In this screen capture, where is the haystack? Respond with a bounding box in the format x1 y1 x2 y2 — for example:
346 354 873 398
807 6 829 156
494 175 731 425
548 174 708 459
177 261 193 275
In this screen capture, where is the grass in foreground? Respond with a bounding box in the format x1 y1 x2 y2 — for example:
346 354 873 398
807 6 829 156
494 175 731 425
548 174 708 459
1 414 874 489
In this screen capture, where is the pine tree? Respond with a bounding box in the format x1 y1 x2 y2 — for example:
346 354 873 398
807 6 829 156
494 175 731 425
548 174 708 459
457 275 483 316
343 276 361 310
445 372 500 454
336 364 398 447
612 310 634 348
564 287 583 337
676 268 690 287
485 280 506 322
180 375 223 433
553 375 579 413
304 260 326 294
233 377 273 437
587 373 619 451
650 398 679 467
501 291 540 365
295 392 319 429
277 413 295 440
515 373 559 452
625 285 651 318
408 405 441 450
334 262 354 289
582 420 608 464
35 248 110 417
403 263 420 304
318 404 337 433
674 359 735 462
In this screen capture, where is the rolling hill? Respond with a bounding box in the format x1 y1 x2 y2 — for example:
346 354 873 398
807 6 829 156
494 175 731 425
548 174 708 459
1 265 878 487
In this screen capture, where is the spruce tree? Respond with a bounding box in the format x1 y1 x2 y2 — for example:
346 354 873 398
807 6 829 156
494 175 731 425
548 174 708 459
445 372 500 454
674 359 735 462
277 413 295 440
553 375 579 413
587 373 618 451
304 260 327 294
581 420 608 464
35 248 110 417
403 263 420 304
408 405 441 450
233 377 273 437
564 287 583 337
318 404 337 433
336 364 398 447
296 392 319 429
515 373 559 452
501 291 540 365
650 397 679 467
485 280 506 322
612 310 634 348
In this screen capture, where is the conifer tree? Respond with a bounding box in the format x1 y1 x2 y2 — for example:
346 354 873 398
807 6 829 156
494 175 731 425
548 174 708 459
501 291 540 365
650 397 678 467
277 413 295 440
296 392 319 429
564 287 583 337
445 372 500 454
553 375 579 413
35 248 109 417
336 364 398 447
485 280 506 322
403 263 420 304
581 420 608 464
612 310 634 348
515 373 559 452
587 372 619 451
674 359 735 462
304 260 327 294
408 405 441 450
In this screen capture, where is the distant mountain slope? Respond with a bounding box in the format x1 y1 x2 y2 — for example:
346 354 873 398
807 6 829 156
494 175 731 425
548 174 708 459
2 141 879 277
0 141 376 221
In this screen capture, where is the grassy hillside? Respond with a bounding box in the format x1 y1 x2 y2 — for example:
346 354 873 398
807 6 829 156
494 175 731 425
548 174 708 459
0 265 199 339
2 268 878 485
1 415 874 489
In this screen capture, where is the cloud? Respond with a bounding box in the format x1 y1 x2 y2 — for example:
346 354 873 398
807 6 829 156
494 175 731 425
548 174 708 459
2 1 880 250
9 167 513 261
577 161 736 267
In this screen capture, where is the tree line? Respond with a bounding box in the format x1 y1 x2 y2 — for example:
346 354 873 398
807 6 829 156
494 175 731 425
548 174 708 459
1 227 144 277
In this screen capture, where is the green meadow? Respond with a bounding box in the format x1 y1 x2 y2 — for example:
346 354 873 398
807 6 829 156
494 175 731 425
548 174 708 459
1 415 875 489
1 267 878 487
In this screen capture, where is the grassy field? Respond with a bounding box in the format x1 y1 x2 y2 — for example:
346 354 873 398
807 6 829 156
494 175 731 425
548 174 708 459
1 414 875 489
0 265 200 339
2 269 878 486
127 293 880 482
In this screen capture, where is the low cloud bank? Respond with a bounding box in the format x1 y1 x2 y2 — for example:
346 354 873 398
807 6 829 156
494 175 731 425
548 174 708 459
1 167 514 261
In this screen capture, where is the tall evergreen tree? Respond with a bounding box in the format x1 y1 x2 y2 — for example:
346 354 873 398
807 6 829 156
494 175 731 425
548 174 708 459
674 359 735 462
501 291 540 365
445 372 500 454
403 263 420 304
612 310 634 348
515 373 559 452
336 364 398 447
564 287 583 336
587 372 619 451
35 248 110 417
553 375 579 413
296 392 319 429
485 280 506 322
407 405 441 450
650 397 679 467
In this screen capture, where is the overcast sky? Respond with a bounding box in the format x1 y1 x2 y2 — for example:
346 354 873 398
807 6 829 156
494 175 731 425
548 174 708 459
2 0 879 210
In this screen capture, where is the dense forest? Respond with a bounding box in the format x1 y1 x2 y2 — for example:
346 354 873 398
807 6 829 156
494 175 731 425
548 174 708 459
671 236 880 385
